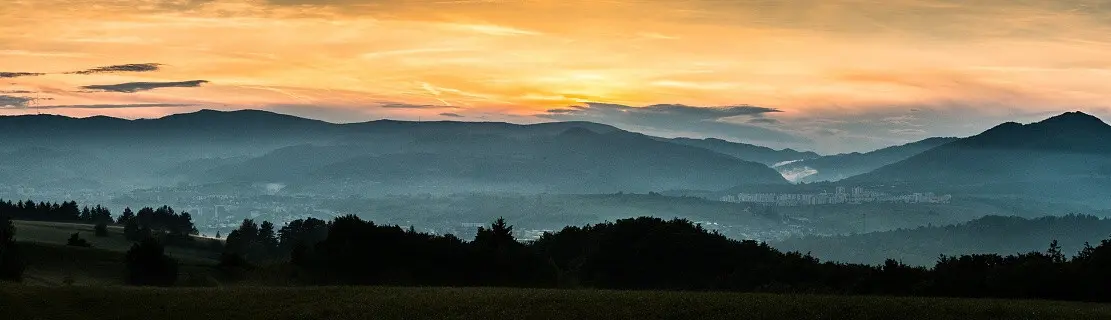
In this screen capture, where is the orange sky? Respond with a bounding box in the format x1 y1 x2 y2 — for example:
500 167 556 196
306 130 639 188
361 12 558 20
2 0 1111 153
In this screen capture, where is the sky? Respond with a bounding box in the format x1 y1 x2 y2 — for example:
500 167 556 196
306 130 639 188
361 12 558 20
3 0 1111 154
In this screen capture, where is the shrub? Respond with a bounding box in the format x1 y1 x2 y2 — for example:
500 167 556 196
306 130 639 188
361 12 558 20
0 244 24 281
0 216 24 281
125 237 178 286
66 233 91 247
94 222 109 237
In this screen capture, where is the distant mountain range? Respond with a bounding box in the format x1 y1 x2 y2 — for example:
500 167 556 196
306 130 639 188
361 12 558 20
774 137 959 183
662 137 820 166
3 109 1106 203
846 111 1111 207
0 109 788 194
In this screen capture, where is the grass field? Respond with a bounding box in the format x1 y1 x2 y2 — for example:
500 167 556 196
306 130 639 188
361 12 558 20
2 285 1110 320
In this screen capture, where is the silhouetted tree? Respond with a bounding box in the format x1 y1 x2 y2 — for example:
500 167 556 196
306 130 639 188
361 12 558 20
259 221 278 255
94 222 109 237
123 219 143 241
117 207 135 225
278 217 328 262
225 219 282 262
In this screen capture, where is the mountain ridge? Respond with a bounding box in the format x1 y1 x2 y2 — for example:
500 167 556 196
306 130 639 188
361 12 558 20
845 111 1111 207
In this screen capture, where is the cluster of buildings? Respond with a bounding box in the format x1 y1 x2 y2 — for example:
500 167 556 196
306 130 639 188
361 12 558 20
720 186 952 207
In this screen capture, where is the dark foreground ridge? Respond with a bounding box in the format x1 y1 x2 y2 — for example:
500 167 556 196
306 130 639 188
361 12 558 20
2 286 1110 320
8 198 1111 303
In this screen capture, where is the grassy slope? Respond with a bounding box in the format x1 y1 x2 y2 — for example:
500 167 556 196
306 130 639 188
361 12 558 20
13 220 221 286
2 286 1111 320
13 220 219 262
19 242 220 287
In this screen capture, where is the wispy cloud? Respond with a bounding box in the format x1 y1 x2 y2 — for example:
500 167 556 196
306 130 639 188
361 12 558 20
379 102 450 109
81 80 209 93
541 102 807 145
443 23 541 36
0 95 36 108
68 63 163 75
11 103 193 109
748 118 780 124
546 108 582 114
439 112 463 118
0 72 45 78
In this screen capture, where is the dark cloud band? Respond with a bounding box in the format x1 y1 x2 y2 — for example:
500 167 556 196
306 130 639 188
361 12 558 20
19 103 192 109
0 72 45 78
0 95 36 107
81 80 209 93
69 63 163 75
379 103 449 109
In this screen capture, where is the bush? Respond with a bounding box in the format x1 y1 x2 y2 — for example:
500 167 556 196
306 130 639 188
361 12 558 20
0 216 24 281
123 219 143 241
125 237 178 286
66 233 91 247
0 243 25 281
94 222 109 237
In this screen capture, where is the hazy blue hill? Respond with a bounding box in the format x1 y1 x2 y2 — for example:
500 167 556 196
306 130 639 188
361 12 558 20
0 109 786 194
663 137 820 166
774 137 959 182
343 119 620 137
0 146 120 189
845 112 1111 206
217 127 789 194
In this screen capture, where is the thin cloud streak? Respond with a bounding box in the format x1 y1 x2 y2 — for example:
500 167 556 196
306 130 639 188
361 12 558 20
13 103 194 109
68 63 163 75
0 72 45 78
81 80 209 93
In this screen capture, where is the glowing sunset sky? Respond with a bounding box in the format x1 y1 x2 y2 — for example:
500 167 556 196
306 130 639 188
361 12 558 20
3 0 1111 153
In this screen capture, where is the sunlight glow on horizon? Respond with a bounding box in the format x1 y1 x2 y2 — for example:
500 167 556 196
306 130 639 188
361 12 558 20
3 0 1111 152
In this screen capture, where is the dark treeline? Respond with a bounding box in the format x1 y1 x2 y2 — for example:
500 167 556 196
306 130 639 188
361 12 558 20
0 200 110 223
118 206 198 242
777 214 1111 266
0 199 198 243
218 215 1111 302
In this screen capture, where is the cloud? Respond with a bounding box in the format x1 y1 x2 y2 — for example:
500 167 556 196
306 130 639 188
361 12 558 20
546 108 581 114
264 0 351 4
379 102 449 109
69 63 163 75
541 102 808 145
439 112 463 118
33 103 190 109
155 0 214 10
890 128 927 135
81 80 208 93
748 118 780 124
0 72 45 78
0 90 35 94
0 95 36 108
543 102 781 121
1 103 193 110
